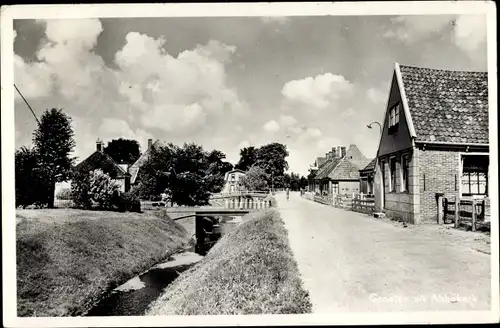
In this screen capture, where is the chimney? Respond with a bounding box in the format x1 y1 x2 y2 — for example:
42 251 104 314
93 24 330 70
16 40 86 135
331 147 337 159
341 146 347 158
148 138 153 149
336 146 342 158
96 138 103 152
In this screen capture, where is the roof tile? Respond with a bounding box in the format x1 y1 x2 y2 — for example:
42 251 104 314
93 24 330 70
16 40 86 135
399 65 488 144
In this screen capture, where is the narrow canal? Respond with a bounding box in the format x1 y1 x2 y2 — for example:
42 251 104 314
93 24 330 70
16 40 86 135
86 215 242 316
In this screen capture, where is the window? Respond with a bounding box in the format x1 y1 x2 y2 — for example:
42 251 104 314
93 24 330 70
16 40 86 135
390 157 397 192
332 183 339 195
461 155 489 196
401 154 409 192
231 174 235 181
388 103 400 133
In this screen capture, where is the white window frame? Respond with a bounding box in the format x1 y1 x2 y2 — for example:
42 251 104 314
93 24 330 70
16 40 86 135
389 103 400 128
459 152 489 197
389 156 397 192
400 154 409 192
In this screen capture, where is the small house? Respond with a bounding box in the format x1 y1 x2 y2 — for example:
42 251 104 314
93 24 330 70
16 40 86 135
222 169 247 193
311 145 371 197
73 138 131 192
373 63 489 224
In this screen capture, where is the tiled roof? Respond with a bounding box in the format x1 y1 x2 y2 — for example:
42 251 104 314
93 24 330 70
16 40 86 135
314 157 342 180
129 139 165 184
328 158 361 180
399 65 488 144
316 157 327 167
360 158 376 173
75 151 129 179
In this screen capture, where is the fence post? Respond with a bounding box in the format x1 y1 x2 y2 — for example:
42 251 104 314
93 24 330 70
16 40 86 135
454 195 460 228
471 198 476 232
437 195 444 224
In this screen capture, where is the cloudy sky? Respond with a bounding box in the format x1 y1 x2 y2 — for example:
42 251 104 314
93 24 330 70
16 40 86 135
13 14 487 175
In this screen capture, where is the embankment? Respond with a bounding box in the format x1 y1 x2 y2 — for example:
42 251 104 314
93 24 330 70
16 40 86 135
16 209 190 317
146 208 312 315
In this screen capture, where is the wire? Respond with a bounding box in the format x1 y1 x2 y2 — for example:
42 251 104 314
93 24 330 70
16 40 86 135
14 84 40 125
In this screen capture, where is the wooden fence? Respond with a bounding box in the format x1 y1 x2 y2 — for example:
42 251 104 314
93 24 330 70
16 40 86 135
351 195 375 214
441 196 490 231
305 192 375 214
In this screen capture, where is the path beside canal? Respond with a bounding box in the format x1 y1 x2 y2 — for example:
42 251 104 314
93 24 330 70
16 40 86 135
276 192 491 313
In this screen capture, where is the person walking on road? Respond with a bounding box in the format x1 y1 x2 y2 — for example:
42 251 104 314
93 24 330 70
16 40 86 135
286 188 290 201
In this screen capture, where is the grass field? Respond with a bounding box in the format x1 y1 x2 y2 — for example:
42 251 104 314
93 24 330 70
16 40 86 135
16 209 190 317
146 208 312 315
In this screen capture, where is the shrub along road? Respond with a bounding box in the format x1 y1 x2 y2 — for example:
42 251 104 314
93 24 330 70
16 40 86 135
276 192 491 313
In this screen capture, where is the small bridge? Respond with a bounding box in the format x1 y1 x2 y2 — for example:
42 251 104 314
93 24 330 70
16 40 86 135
166 207 257 220
209 191 273 209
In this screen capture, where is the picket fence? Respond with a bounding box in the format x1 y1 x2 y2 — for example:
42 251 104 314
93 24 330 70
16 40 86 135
304 192 375 214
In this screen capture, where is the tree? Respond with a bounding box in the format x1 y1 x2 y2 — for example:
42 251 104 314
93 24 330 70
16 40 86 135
255 143 289 176
240 165 270 191
15 147 49 207
235 146 258 171
103 138 141 164
134 142 230 206
33 108 76 208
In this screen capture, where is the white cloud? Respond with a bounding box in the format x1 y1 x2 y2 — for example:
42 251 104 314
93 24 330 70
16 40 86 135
263 120 280 133
278 114 298 126
281 73 354 109
15 20 248 160
367 87 386 104
453 15 486 53
340 107 356 118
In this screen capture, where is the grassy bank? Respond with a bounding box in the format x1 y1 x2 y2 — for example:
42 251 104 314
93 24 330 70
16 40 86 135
146 209 312 315
16 209 190 317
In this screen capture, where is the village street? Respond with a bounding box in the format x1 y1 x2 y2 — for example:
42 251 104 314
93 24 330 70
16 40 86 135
276 192 491 313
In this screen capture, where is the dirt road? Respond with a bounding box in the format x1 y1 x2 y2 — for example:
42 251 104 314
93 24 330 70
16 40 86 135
276 192 491 313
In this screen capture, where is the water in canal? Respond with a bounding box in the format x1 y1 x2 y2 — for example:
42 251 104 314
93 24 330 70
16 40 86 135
86 215 243 316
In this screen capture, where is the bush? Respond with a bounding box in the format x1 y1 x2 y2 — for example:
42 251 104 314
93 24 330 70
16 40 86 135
89 169 120 209
71 171 92 209
112 192 141 213
56 188 72 200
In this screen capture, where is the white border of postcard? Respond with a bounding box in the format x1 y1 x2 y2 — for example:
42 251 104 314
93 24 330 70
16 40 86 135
2 1 498 326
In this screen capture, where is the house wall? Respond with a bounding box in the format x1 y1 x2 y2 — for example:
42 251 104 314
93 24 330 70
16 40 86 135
416 147 474 222
378 149 420 224
338 181 360 195
222 171 246 193
377 73 413 157
114 178 127 193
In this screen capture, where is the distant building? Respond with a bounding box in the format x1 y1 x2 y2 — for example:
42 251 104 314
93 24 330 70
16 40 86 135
128 138 165 187
310 145 371 197
373 63 489 224
73 138 131 192
222 169 247 193
359 158 376 195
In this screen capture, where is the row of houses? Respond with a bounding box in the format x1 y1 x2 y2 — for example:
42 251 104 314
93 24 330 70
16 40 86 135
308 62 490 225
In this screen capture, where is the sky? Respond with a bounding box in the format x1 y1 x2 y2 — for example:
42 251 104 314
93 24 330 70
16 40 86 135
13 14 487 175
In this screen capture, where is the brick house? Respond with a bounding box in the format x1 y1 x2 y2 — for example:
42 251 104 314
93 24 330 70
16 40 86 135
311 145 371 197
222 169 247 193
373 63 489 224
